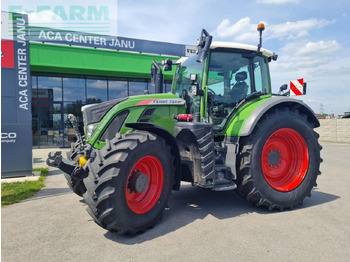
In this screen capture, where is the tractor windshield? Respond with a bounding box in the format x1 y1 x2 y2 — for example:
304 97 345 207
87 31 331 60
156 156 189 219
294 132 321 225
173 55 204 115
207 50 270 127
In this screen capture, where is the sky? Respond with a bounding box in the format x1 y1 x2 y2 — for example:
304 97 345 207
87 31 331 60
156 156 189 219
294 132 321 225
2 0 350 115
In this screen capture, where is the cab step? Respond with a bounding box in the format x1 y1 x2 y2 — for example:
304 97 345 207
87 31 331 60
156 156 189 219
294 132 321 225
212 183 237 191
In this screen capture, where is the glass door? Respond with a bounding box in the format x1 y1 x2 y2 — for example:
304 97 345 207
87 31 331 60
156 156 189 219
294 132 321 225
37 102 64 148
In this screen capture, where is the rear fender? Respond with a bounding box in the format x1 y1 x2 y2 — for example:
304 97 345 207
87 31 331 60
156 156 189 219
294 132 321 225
240 96 320 136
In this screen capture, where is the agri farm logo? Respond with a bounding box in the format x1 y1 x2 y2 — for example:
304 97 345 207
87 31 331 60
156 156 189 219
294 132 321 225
3 1 117 35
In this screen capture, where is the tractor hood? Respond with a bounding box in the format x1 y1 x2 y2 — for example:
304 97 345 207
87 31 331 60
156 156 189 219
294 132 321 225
82 93 185 127
82 97 128 126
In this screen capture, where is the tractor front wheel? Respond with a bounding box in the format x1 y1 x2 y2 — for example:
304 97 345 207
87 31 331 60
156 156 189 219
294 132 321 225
236 107 322 210
83 131 174 234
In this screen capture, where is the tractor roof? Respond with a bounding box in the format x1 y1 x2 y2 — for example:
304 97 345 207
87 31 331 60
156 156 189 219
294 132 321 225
210 41 274 58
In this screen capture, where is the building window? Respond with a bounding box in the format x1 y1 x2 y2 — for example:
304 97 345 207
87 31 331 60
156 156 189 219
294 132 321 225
63 76 86 103
146 80 171 94
31 76 38 98
87 78 107 103
147 80 157 94
31 72 172 148
129 80 147 96
108 79 128 99
164 80 172 93
37 76 62 102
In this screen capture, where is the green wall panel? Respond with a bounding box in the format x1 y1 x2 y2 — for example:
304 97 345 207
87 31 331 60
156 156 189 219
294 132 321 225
29 43 178 79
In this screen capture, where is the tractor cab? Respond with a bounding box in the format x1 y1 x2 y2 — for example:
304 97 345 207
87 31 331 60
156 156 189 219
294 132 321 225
173 42 273 131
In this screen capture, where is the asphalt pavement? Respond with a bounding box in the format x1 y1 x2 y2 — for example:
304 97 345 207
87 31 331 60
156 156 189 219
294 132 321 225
2 142 350 262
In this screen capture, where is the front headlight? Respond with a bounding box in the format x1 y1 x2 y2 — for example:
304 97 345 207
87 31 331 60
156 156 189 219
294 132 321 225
86 124 98 140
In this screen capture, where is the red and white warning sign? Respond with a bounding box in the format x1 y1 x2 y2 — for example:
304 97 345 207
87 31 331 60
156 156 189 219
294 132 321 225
290 79 304 96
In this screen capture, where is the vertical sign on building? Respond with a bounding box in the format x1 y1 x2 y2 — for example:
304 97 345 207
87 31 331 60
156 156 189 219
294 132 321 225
1 12 32 178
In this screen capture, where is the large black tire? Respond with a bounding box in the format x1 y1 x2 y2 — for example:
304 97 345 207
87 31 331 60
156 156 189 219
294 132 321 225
64 172 86 197
236 107 322 211
83 131 174 234
66 139 85 161
64 140 86 197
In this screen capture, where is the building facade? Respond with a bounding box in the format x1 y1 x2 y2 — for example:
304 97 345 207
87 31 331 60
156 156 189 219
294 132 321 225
1 11 194 177
29 42 179 148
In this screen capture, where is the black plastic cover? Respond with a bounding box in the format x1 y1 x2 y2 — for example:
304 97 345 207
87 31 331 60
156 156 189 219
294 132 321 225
82 97 128 126
100 110 129 141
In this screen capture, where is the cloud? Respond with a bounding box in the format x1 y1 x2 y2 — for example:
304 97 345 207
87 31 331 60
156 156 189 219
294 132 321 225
256 0 301 4
277 40 342 69
269 40 350 115
87 80 108 89
49 77 62 82
213 18 335 43
212 17 262 42
268 19 335 40
295 40 341 56
116 1 211 43
271 40 343 79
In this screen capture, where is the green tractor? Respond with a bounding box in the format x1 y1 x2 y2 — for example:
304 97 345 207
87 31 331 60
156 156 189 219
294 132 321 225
47 24 322 234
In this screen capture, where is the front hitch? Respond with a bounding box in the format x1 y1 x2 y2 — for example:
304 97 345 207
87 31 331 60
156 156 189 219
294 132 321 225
47 151 78 175
47 151 89 180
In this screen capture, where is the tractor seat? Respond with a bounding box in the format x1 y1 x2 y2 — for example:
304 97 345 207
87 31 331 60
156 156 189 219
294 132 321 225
230 72 249 102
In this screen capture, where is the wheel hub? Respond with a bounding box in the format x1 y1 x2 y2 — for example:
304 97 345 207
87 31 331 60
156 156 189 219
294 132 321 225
128 170 149 194
267 148 282 168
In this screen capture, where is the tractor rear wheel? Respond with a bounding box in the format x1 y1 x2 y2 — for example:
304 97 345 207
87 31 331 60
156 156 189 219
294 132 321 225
236 107 322 210
83 131 174 234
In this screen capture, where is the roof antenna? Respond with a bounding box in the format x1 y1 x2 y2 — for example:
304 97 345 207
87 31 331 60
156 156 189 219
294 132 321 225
257 23 265 53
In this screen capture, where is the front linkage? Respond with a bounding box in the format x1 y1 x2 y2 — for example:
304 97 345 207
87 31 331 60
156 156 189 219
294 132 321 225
47 114 89 196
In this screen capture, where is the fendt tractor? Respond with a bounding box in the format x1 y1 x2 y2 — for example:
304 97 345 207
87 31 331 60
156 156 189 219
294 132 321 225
48 24 322 234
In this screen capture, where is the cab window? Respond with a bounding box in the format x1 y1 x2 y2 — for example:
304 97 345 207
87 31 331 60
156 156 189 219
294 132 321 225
207 50 269 128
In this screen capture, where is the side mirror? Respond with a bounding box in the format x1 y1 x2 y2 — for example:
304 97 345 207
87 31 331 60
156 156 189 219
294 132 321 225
191 84 202 96
278 84 289 96
268 53 279 62
189 73 204 96
279 84 288 92
190 73 197 81
162 58 173 71
196 29 212 63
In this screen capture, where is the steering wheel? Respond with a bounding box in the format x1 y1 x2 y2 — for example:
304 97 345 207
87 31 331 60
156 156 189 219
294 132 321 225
208 88 217 95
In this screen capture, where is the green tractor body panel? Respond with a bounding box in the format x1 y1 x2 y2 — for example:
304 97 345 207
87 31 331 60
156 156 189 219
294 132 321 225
86 93 186 149
218 95 272 137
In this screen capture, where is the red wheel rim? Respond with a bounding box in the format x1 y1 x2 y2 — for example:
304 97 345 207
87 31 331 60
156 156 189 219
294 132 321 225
261 128 309 191
125 156 164 214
